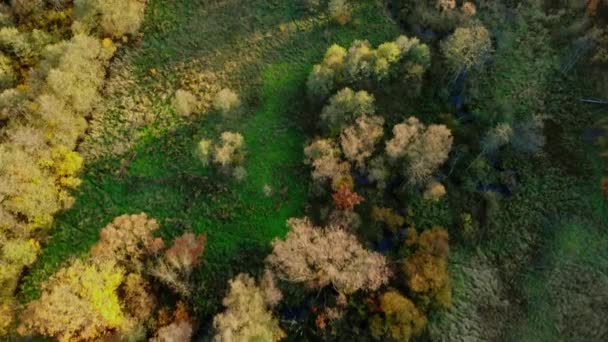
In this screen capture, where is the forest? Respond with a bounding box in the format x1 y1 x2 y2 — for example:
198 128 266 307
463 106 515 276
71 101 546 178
0 0 607 341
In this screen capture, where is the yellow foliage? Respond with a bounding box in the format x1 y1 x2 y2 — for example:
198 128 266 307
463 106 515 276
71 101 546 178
372 290 427 341
20 258 127 341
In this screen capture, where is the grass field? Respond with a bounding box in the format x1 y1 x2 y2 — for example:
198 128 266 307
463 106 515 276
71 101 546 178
20 0 401 317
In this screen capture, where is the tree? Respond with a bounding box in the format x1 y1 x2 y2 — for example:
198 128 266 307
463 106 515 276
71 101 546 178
340 114 384 169
151 232 206 297
267 217 390 294
403 227 451 306
213 273 285 342
321 87 375 131
304 138 351 186
19 259 128 341
73 0 146 38
385 117 453 185
332 184 364 210
441 25 492 73
370 290 427 342
307 44 347 99
91 213 160 271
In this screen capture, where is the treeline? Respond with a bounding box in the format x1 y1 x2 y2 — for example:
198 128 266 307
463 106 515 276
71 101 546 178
0 0 146 335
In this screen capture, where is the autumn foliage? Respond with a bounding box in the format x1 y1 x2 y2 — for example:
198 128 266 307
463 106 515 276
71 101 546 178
332 184 364 210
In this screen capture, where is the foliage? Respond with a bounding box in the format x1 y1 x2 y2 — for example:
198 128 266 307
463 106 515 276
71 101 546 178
172 89 198 116
441 25 493 73
73 0 146 38
212 88 241 117
371 290 427 342
151 232 206 297
332 183 364 210
91 213 160 271
307 35 430 99
320 87 375 131
403 227 451 303
304 138 350 186
371 206 405 231
267 217 390 294
19 258 127 341
386 117 453 185
213 131 246 168
340 114 384 169
328 0 351 25
213 273 285 342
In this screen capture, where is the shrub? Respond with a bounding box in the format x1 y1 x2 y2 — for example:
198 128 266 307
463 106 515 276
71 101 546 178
386 117 453 185
19 259 127 341
212 88 241 116
172 89 198 116
340 114 384 169
197 138 213 167
213 131 245 167
321 87 375 131
481 123 513 155
267 217 390 294
441 25 493 73
370 290 427 341
213 273 285 342
328 0 351 25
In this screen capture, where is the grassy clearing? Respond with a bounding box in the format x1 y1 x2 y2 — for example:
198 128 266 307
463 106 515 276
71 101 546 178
20 0 400 317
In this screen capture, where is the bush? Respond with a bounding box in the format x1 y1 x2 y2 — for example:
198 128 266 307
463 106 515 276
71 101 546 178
213 131 245 168
213 273 285 342
212 88 241 117
172 89 198 116
267 217 390 294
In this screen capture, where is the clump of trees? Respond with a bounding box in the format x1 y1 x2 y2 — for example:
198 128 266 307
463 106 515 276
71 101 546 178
0 0 147 332
172 89 198 116
307 35 431 99
212 88 241 117
18 213 205 340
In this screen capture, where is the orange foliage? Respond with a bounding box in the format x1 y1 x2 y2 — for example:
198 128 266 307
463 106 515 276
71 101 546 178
332 184 364 210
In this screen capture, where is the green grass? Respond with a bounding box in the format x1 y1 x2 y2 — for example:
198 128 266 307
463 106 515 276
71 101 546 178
20 0 401 316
